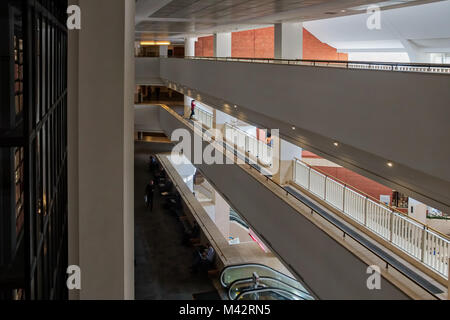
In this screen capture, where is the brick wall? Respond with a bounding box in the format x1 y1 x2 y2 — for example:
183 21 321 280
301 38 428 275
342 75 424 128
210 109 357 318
227 27 348 61
195 35 214 57
231 27 275 58
303 29 348 61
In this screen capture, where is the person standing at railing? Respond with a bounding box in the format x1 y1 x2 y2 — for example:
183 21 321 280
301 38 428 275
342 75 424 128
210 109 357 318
189 99 196 120
266 132 273 147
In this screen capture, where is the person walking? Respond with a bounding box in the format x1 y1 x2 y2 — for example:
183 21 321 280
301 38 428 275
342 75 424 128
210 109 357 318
145 180 155 212
189 99 196 120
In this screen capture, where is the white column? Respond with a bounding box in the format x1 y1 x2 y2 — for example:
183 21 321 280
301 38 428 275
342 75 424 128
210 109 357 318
68 0 135 300
215 109 235 132
402 39 431 63
273 138 303 185
214 32 232 58
184 95 193 118
159 45 168 57
214 191 230 239
185 37 196 57
274 23 303 60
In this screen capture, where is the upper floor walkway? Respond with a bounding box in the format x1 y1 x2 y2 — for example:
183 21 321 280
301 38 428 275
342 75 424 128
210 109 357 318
136 56 450 221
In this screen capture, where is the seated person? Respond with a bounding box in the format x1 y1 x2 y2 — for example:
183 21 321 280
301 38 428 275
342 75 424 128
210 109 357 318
159 180 173 193
190 244 215 273
182 221 201 246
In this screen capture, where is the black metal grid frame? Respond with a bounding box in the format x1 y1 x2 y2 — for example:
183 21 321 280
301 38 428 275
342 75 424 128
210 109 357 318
0 0 68 300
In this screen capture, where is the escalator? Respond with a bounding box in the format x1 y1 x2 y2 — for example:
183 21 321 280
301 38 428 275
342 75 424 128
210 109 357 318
220 264 314 301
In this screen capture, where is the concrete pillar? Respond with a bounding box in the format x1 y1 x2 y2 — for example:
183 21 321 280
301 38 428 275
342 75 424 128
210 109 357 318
184 95 193 118
273 138 302 185
214 191 230 239
185 37 196 57
402 39 431 63
68 0 135 300
274 23 303 60
159 45 168 57
214 32 232 58
215 109 235 134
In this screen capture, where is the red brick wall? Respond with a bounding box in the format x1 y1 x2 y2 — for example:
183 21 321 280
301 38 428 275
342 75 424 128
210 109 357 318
303 29 348 61
228 27 347 61
195 36 214 57
231 27 274 58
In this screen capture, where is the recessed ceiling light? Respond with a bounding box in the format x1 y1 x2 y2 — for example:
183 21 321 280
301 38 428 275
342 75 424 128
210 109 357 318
387 162 394 167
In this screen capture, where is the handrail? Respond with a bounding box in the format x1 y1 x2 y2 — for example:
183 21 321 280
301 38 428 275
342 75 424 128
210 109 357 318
159 104 449 291
228 277 313 300
230 209 249 229
179 56 450 74
220 263 300 288
224 122 273 166
293 158 449 280
235 287 306 300
294 157 450 241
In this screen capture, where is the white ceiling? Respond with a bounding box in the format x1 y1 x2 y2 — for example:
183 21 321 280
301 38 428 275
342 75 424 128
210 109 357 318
135 0 440 41
304 0 450 53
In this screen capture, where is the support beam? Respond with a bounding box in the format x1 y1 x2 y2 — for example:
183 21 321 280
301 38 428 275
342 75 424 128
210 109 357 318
159 45 168 57
184 37 196 57
214 32 232 58
274 23 303 60
68 0 135 300
273 138 303 185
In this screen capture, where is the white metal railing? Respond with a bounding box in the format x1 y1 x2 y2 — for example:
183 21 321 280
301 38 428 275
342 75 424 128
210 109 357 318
194 107 213 129
224 123 272 167
184 56 450 75
293 158 449 279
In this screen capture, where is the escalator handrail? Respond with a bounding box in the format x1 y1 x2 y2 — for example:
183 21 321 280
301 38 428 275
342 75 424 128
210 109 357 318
220 263 300 288
227 276 314 300
235 287 306 301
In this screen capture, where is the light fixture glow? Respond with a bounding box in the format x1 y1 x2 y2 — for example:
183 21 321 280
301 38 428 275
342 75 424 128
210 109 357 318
292 126 296 130
140 41 171 46
387 162 394 167
333 142 339 147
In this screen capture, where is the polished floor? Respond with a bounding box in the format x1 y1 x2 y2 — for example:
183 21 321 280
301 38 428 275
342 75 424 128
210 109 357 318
134 142 216 300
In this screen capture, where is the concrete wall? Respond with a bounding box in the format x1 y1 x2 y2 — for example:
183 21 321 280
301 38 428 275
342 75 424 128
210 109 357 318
159 58 450 214
135 105 163 132
135 57 163 85
158 107 409 300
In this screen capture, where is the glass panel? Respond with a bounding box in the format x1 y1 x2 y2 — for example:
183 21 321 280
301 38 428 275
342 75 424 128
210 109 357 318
221 264 309 294
237 288 304 301
229 277 313 300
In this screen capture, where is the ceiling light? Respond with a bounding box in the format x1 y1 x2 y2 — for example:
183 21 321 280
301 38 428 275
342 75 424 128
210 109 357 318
140 41 171 46
387 162 394 167
234 105 238 109
292 126 296 130
333 142 339 147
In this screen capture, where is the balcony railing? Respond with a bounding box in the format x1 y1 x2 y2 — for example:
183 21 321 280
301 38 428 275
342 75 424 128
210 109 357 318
183 56 450 75
194 107 213 129
292 158 450 279
224 123 272 167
